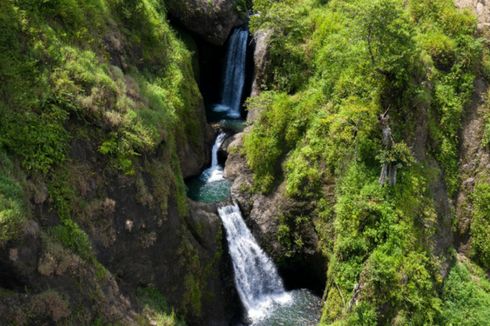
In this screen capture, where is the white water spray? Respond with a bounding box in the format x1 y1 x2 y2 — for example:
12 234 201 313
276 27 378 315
202 132 227 183
218 204 292 322
213 27 249 118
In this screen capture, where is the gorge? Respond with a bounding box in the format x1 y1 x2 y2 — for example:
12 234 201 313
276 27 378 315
1 0 490 325
187 25 322 324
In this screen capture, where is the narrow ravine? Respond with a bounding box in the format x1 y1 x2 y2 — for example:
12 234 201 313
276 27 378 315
187 26 322 325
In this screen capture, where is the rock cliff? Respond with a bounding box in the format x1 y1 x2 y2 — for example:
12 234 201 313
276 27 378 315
166 0 244 45
0 1 240 324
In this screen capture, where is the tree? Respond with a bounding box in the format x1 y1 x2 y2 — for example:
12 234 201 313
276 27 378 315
356 0 415 84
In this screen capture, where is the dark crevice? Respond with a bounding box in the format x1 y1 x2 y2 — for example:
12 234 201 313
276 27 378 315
0 260 27 292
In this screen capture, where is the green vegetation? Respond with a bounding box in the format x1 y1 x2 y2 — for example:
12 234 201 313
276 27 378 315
0 0 201 253
441 258 490 325
470 181 490 270
136 287 185 326
0 0 202 178
0 149 27 246
1 0 488 323
0 0 205 322
247 0 484 324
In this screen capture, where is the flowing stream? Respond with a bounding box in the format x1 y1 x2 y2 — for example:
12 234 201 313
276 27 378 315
187 132 230 202
187 26 322 325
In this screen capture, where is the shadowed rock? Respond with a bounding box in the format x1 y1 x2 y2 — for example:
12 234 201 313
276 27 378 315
166 0 244 45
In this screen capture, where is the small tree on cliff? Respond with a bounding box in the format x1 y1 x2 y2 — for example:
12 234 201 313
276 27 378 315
356 0 416 86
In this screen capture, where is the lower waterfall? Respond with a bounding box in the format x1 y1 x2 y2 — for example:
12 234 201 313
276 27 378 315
218 204 292 322
218 204 322 325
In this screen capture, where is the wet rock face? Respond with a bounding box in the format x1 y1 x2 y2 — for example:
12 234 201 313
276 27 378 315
251 29 272 98
456 78 490 248
166 0 244 45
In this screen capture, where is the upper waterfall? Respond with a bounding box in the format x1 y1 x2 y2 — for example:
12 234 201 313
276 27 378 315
213 27 249 119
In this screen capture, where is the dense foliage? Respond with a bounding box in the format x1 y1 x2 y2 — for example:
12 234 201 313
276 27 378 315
441 257 490 325
247 0 488 324
0 1 200 239
0 0 202 323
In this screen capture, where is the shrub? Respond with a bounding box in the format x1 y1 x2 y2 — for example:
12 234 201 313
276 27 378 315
441 260 490 325
49 219 93 262
0 151 26 246
470 182 490 270
419 31 456 70
0 104 69 174
136 287 184 326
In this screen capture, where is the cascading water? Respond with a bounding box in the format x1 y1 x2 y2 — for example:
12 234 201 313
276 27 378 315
202 132 227 183
187 27 249 202
219 204 322 325
186 132 231 202
188 25 322 325
218 204 292 322
213 28 249 119
218 204 291 320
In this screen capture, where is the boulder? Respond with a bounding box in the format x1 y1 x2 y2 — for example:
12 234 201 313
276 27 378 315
248 29 273 122
166 0 244 45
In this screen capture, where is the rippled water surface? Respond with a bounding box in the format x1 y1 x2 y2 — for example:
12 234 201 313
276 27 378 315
251 289 322 326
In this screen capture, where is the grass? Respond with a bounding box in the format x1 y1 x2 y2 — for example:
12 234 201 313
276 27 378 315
136 287 185 326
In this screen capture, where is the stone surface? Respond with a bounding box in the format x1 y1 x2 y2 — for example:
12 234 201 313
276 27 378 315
0 220 136 325
166 0 244 45
251 29 273 98
178 110 213 179
455 77 490 249
456 0 490 30
249 29 273 122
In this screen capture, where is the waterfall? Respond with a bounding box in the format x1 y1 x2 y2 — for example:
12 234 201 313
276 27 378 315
202 132 227 183
218 204 292 322
213 28 249 119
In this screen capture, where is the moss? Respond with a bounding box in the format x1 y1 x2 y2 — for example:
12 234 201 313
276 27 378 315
171 150 189 218
0 149 27 246
276 214 310 260
175 233 208 318
482 90 490 148
45 167 110 281
470 181 490 270
136 287 185 326
183 273 202 318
